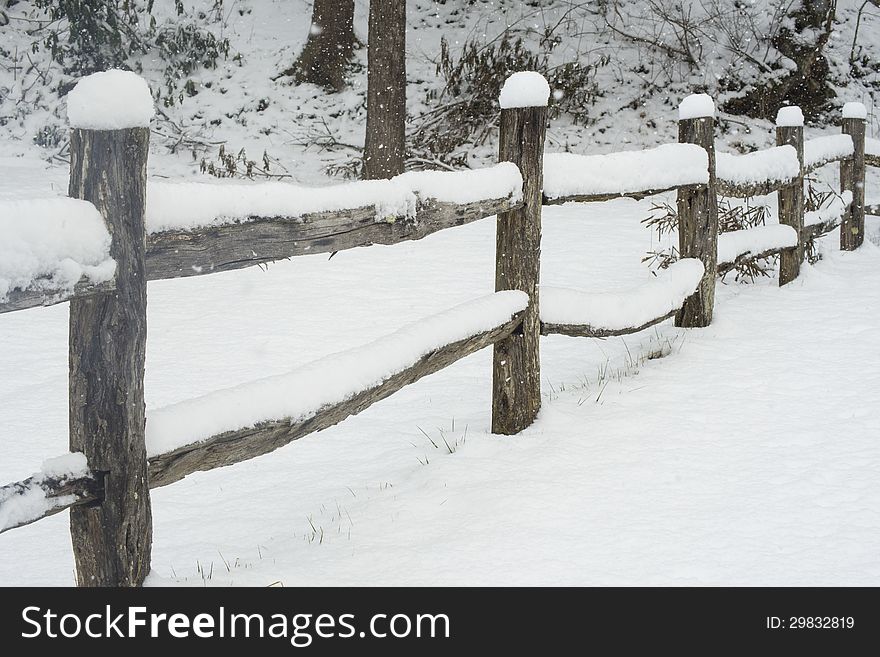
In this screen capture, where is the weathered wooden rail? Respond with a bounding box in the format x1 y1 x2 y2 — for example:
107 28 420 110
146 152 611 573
0 71 872 586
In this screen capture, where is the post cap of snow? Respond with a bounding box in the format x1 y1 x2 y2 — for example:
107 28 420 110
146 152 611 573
498 72 551 109
67 69 155 130
842 102 867 120
678 93 715 121
775 106 804 127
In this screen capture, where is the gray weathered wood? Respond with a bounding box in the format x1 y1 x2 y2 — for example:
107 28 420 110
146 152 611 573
865 203 880 216
149 311 524 488
716 177 794 199
146 196 519 280
804 152 853 175
840 116 866 251
776 122 805 285
68 127 152 587
865 153 880 169
542 184 702 206
0 469 102 535
492 104 545 435
716 245 795 277
0 278 115 315
675 115 718 328
802 219 843 241
541 309 677 339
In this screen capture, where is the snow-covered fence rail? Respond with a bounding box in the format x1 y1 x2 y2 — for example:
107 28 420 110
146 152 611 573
540 259 704 338
146 193 520 281
1 170 523 312
541 144 709 205
715 146 801 198
0 293 528 535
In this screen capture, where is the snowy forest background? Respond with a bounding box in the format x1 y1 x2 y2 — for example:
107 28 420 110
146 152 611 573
2 0 879 181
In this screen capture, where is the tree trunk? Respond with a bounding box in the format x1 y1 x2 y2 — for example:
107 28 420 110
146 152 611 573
284 0 356 92
363 0 406 179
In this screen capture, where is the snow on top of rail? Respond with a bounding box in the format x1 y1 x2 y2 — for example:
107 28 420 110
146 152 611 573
542 144 709 201
0 199 116 303
866 137 880 158
679 93 715 120
775 106 804 127
498 71 551 109
394 163 523 205
716 146 799 188
0 452 88 533
804 191 852 228
540 259 704 331
804 134 853 170
67 70 154 130
717 224 797 266
147 164 522 233
145 291 529 457
842 102 867 120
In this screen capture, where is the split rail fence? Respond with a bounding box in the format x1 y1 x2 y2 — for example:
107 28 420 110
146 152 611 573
0 73 874 586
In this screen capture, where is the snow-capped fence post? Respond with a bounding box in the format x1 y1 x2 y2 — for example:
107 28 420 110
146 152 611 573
840 103 867 251
66 71 154 587
776 107 805 285
492 72 548 435
675 94 718 328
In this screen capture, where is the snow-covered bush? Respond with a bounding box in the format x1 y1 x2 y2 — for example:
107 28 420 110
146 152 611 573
8 0 231 106
410 30 604 166
642 197 774 282
598 0 850 120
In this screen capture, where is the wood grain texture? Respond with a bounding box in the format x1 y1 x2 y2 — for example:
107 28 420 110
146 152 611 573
840 117 866 251
542 184 700 205
675 116 718 328
0 278 114 315
492 105 545 435
804 152 853 175
145 197 518 281
541 309 677 339
0 470 103 535
716 245 795 277
716 177 793 199
802 218 843 241
68 127 152 587
776 124 805 286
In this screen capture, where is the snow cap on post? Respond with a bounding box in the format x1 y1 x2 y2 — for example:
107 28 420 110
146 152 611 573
678 93 715 121
775 106 804 127
67 69 155 130
842 102 867 120
498 71 551 109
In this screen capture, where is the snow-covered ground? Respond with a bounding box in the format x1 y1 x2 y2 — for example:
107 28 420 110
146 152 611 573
2 0 880 587
1 152 880 585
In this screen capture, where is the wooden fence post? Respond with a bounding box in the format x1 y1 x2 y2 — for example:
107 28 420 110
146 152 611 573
840 102 867 251
776 106 805 285
675 94 718 328
67 74 153 586
492 73 548 435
